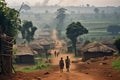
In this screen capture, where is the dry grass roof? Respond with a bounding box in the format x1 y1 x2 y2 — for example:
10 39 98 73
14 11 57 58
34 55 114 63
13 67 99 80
29 42 44 50
81 41 115 52
15 45 34 56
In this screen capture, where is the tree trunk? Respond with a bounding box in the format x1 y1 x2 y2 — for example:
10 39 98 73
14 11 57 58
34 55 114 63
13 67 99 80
0 35 14 75
45 49 48 60
72 38 77 56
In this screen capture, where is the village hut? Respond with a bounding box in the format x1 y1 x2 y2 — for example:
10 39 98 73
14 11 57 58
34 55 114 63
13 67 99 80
67 45 73 53
81 41 115 61
100 38 116 49
76 44 83 56
39 39 52 50
29 42 44 56
43 25 51 33
15 45 35 64
39 32 51 38
39 39 52 59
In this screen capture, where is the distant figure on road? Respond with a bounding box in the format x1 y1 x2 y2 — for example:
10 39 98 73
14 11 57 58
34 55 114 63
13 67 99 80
65 56 70 72
54 51 57 57
57 52 60 57
59 57 64 73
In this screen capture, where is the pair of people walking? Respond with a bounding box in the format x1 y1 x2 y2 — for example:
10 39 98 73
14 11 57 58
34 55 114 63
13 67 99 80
54 51 60 57
59 56 70 72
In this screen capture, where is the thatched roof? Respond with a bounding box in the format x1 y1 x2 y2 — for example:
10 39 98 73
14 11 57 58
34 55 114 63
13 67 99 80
29 42 44 50
39 32 50 36
81 41 115 52
15 45 34 56
39 39 51 45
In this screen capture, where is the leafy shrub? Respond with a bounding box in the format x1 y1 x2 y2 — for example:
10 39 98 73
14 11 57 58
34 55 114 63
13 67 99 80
114 37 120 54
112 57 120 70
23 67 31 70
34 64 50 70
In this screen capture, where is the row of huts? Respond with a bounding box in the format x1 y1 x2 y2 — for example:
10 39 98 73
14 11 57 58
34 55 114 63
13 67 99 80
15 25 54 64
15 38 55 64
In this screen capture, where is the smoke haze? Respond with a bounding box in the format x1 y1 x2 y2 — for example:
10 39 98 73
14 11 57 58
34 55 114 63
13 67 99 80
6 0 120 6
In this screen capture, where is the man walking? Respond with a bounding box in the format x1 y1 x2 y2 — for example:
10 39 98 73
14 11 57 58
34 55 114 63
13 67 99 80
65 56 70 72
59 57 64 72
54 51 57 57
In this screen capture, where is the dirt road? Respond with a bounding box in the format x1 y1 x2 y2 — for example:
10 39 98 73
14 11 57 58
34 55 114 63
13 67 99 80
42 53 95 80
42 29 95 80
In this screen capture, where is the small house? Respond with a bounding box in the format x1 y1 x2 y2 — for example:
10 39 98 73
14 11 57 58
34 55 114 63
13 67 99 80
81 41 115 61
67 45 73 53
29 42 44 56
15 45 35 64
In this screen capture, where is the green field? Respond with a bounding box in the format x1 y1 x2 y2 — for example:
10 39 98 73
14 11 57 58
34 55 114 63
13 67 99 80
19 11 120 41
62 20 119 41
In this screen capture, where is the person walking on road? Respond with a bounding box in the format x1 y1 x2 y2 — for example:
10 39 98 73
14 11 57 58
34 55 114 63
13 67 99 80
59 57 64 73
54 51 57 57
57 51 60 57
65 56 70 72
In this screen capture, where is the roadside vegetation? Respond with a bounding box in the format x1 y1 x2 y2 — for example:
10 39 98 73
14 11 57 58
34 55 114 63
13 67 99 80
112 57 120 70
14 58 50 72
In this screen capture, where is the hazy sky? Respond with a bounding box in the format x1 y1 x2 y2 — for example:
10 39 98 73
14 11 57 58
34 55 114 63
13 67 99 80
6 0 120 7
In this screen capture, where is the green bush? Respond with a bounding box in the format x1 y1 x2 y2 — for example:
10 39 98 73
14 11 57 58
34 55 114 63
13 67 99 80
23 67 31 70
112 57 120 70
114 37 120 54
34 64 50 70
18 66 34 72
14 58 50 72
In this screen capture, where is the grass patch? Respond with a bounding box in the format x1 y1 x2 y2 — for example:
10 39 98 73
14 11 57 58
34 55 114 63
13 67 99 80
112 57 120 70
34 64 50 70
14 58 51 72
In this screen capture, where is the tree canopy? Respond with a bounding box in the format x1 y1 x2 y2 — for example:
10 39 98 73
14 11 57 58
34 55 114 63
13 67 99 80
94 8 99 14
19 20 37 43
66 22 88 56
114 37 120 53
66 22 88 40
22 3 31 11
56 7 67 38
0 0 20 37
107 25 120 35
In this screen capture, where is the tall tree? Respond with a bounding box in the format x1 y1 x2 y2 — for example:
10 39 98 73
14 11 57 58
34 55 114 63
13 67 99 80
19 20 37 43
22 3 31 11
107 25 120 35
0 0 20 75
56 7 67 39
66 22 88 56
101 10 105 18
94 7 99 14
94 7 99 18
114 37 120 54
